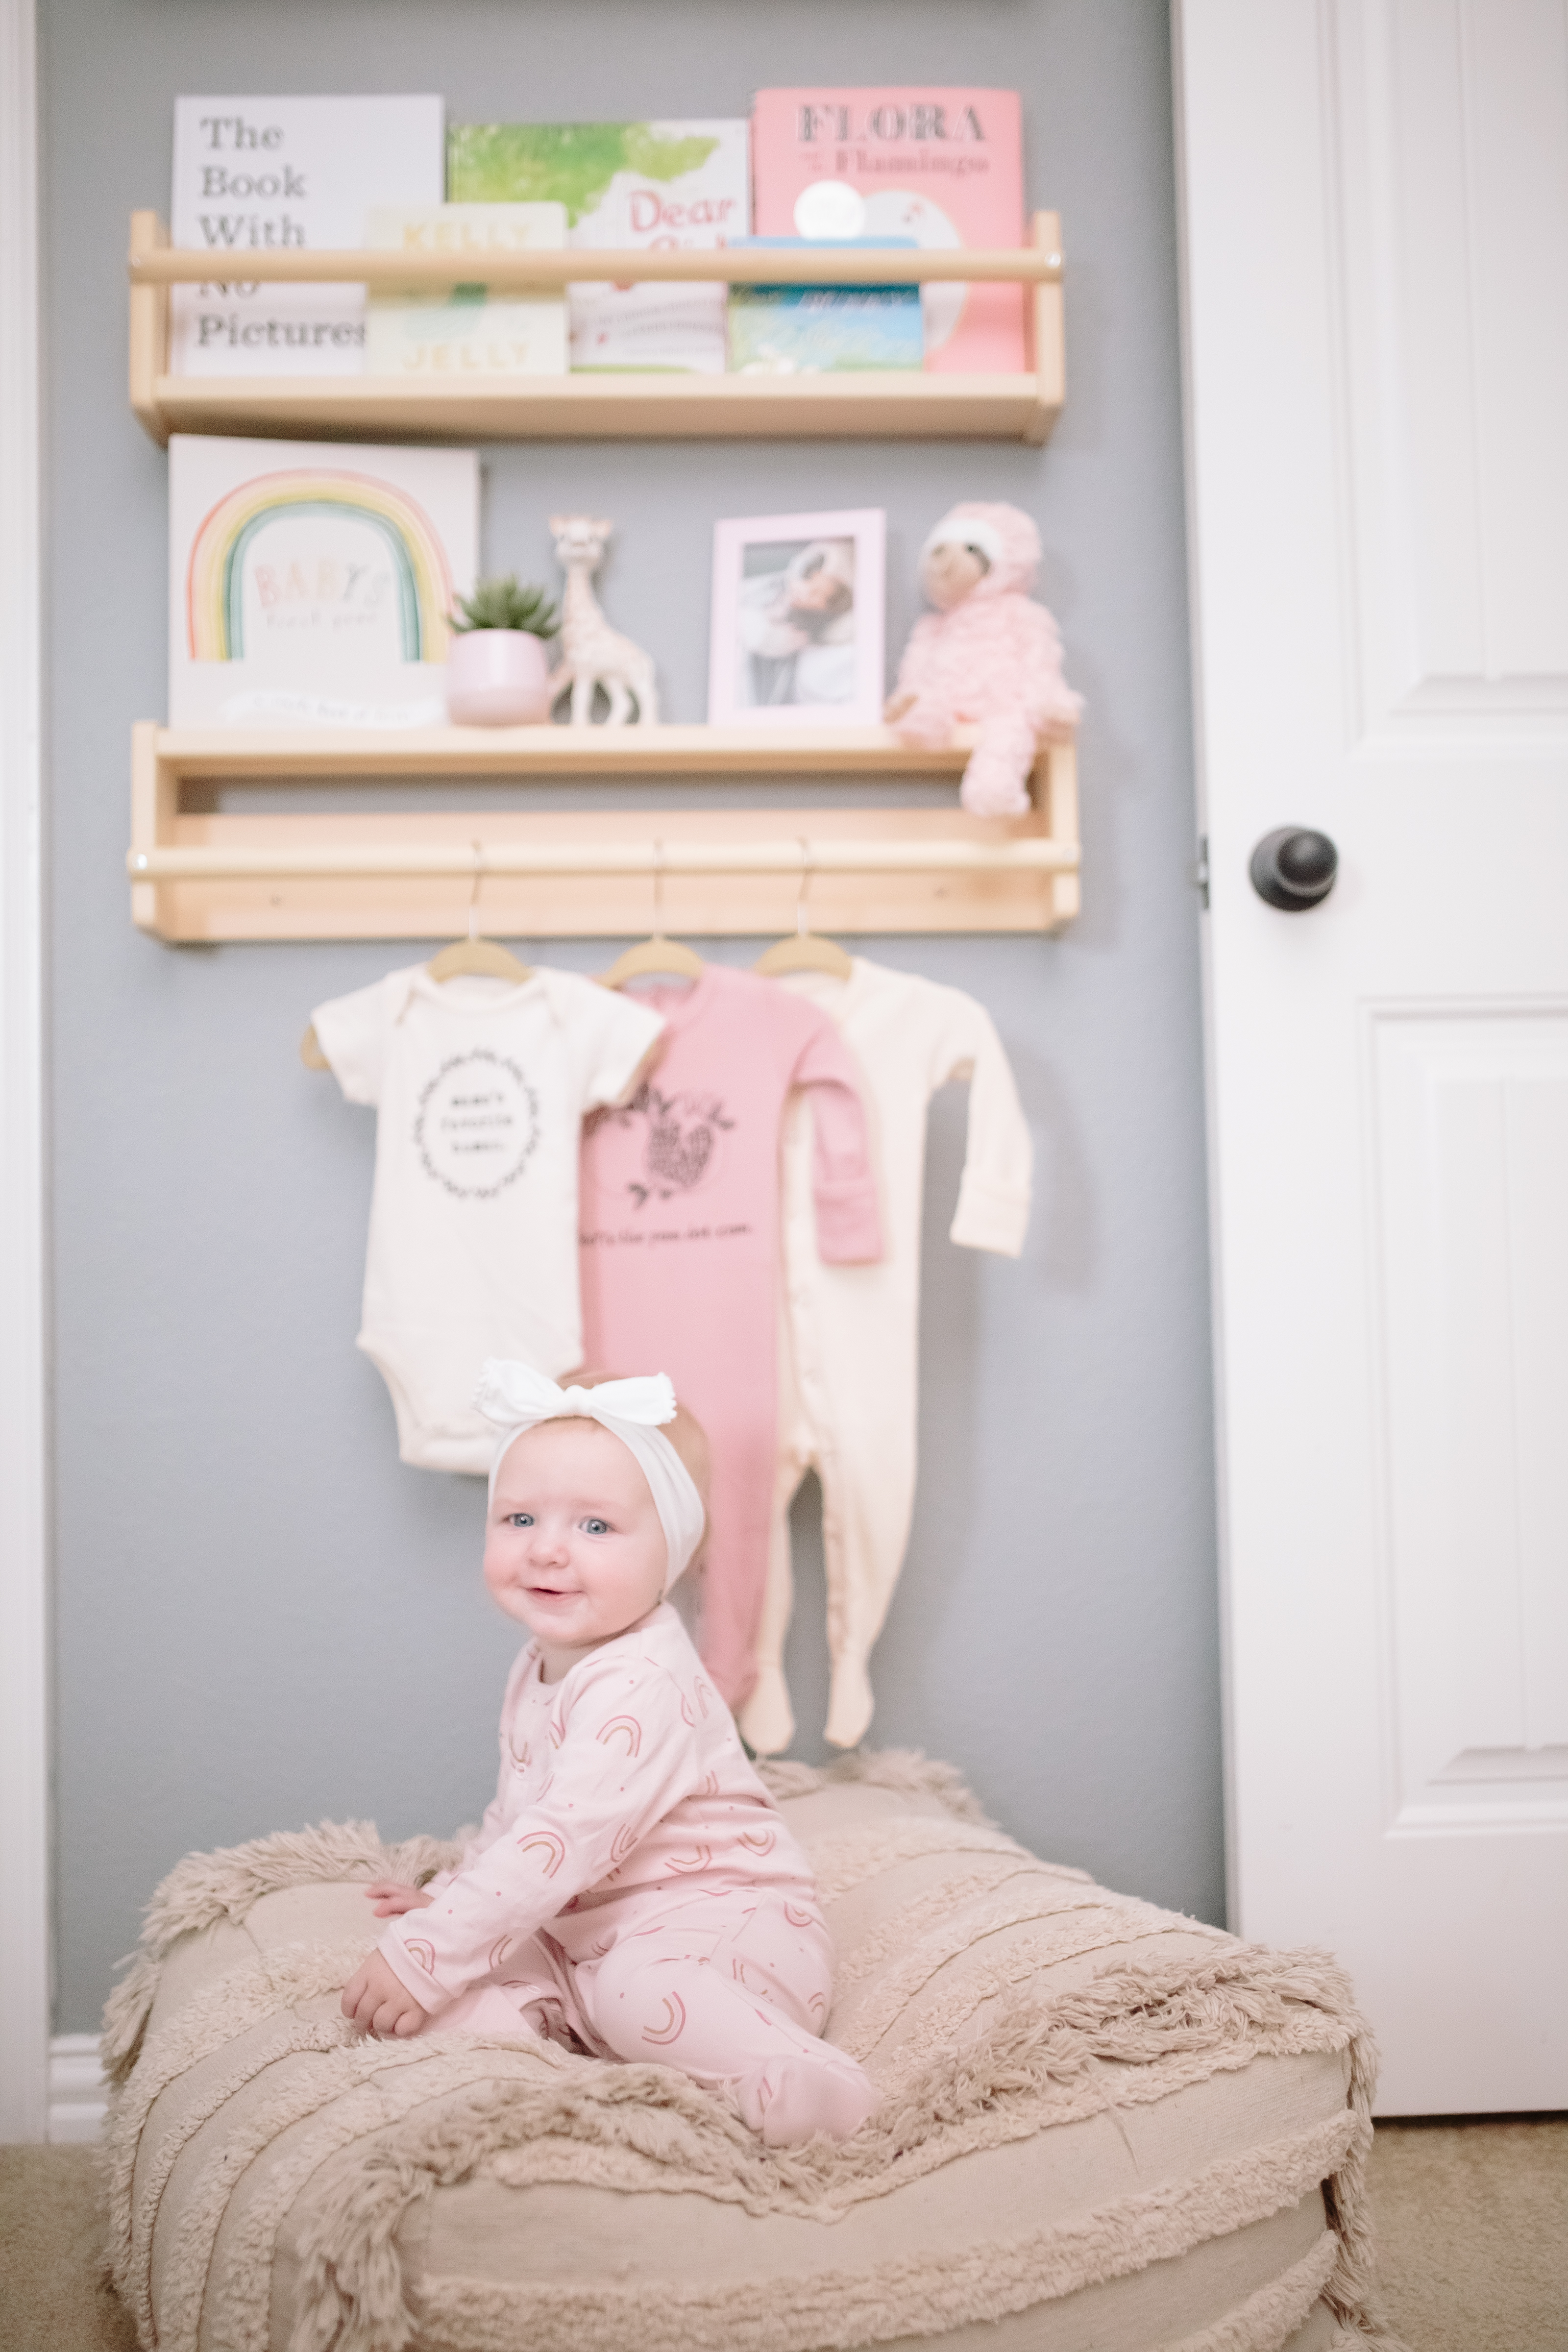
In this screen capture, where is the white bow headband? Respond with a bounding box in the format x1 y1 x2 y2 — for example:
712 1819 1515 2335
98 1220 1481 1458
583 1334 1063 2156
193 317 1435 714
474 1360 706 1593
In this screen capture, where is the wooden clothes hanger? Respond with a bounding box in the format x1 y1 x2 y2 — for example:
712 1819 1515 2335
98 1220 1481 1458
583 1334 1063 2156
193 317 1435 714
754 841 854 980
300 843 532 1067
599 841 705 988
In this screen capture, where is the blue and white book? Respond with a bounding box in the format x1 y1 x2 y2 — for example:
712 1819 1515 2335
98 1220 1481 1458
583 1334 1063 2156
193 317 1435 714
727 238 923 373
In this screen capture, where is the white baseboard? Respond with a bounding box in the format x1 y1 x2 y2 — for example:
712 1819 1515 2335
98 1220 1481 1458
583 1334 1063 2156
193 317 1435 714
48 2033 107 2143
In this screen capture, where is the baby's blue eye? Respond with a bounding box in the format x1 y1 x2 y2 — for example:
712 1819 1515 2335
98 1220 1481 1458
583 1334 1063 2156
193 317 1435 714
583 1517 610 1536
507 1511 534 1528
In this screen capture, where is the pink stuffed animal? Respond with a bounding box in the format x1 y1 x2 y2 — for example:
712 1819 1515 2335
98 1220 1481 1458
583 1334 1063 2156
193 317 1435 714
886 502 1082 817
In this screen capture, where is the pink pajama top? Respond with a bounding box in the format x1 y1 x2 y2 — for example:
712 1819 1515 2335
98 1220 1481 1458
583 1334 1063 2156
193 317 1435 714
379 1603 822 2017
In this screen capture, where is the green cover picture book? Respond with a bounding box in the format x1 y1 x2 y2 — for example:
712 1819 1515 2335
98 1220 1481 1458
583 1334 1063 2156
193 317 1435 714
447 121 749 372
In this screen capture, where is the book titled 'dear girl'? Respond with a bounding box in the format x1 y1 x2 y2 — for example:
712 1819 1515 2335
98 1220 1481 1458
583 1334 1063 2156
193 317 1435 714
750 89 1025 375
448 122 749 373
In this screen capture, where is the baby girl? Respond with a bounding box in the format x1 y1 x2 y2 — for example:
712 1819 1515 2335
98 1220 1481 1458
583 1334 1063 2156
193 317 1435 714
341 1361 877 2148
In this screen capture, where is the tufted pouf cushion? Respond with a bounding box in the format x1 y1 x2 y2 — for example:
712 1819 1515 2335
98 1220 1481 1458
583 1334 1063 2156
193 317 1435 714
102 1756 1402 2352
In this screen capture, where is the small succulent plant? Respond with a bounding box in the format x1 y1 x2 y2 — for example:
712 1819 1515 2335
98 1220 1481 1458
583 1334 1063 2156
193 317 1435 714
450 575 560 637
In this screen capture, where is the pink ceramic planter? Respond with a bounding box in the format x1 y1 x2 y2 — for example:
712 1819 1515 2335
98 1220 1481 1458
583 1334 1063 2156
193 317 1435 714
445 629 557 725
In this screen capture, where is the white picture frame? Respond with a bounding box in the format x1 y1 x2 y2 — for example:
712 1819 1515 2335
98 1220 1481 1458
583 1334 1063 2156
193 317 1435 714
708 507 885 726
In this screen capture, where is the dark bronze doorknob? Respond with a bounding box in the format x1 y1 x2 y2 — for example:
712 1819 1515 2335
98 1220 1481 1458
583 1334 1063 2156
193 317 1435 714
1250 828 1338 910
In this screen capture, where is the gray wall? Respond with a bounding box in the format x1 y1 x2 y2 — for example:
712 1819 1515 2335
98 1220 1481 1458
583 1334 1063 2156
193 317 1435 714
43 0 1219 2033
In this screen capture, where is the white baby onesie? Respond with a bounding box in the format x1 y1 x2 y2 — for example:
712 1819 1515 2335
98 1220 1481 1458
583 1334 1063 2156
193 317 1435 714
740 958 1032 1756
312 964 662 1472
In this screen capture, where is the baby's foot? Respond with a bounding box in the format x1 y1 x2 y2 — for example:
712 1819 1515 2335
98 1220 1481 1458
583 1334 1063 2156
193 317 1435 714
739 2055 879 2148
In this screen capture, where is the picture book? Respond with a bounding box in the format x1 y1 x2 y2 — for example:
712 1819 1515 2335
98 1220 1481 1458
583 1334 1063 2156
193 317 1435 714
727 238 922 373
447 121 748 373
365 204 567 376
168 435 479 727
750 90 1025 374
170 96 444 376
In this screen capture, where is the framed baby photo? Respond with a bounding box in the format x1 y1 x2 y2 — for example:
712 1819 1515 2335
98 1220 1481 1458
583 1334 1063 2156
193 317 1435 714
708 508 886 726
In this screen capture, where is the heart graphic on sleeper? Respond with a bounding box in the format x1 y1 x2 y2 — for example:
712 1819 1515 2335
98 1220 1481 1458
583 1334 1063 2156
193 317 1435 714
601 1082 735 1208
649 1107 712 1191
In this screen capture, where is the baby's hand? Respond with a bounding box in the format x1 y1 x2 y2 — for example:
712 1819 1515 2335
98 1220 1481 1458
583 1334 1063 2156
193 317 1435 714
341 1950 428 2040
363 1878 435 1917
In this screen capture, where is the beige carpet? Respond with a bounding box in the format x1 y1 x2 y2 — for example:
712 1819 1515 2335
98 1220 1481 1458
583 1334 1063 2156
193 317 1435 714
1368 2116 1568 2352
0 2146 137 2352
2 2120 1566 2351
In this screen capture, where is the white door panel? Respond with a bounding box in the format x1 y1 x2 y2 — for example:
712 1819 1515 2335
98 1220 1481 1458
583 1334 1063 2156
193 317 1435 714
1178 0 1568 2111
1373 1007 1568 1815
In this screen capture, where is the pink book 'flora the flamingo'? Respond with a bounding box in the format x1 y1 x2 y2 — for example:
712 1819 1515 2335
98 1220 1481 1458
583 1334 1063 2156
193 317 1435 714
751 89 1025 374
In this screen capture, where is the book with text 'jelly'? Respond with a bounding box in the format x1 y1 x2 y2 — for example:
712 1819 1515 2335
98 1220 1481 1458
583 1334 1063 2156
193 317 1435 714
750 90 1024 374
168 435 478 728
170 96 444 376
365 204 568 376
447 121 748 372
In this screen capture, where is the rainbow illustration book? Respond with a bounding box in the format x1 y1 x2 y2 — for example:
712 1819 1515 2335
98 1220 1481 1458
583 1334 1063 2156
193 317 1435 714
168 435 479 728
169 95 445 377
447 121 748 372
750 90 1025 374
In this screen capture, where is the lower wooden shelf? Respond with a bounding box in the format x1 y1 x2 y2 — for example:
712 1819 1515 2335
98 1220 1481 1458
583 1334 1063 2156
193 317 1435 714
129 722 1080 942
136 721 1038 783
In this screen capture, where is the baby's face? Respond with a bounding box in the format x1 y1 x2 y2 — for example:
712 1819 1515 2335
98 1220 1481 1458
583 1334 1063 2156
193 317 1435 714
484 1418 666 1668
789 567 845 614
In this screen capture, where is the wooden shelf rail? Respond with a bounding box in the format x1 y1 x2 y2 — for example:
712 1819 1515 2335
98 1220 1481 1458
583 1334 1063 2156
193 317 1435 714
129 210 1064 446
129 241 1063 291
129 722 1080 942
131 837 1076 880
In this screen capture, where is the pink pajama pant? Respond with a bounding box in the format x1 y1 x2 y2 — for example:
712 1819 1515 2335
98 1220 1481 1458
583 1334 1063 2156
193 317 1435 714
424 1894 877 2147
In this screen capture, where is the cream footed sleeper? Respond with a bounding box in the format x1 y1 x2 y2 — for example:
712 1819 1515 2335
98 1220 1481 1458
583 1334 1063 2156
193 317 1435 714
742 958 1033 1754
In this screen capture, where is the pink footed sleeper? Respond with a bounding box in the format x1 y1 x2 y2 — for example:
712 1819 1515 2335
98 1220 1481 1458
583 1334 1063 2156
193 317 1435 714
578 963 882 1709
379 1602 877 2147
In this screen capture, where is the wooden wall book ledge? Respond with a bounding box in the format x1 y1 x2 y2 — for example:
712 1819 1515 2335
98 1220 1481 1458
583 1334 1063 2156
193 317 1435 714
128 212 1064 446
128 722 1080 941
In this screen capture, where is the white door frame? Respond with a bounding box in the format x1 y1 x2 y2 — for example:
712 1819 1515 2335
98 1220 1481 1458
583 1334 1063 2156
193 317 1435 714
0 0 51 2144
1170 0 1240 1937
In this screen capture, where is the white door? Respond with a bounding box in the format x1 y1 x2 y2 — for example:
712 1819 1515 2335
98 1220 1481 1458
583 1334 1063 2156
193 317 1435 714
1177 0 1568 2114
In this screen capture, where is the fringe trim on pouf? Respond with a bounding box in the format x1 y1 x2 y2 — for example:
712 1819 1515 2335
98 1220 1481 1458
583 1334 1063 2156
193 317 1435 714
102 1751 1407 2352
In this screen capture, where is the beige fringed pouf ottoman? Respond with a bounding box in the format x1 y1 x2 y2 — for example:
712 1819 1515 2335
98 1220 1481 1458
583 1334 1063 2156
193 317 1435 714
102 1755 1403 2352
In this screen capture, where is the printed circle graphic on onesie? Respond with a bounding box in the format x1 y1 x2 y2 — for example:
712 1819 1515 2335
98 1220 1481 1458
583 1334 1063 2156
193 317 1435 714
413 1050 541 1200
